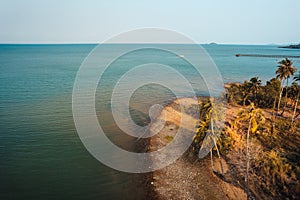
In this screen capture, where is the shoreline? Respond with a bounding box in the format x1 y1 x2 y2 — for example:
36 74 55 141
146 97 246 200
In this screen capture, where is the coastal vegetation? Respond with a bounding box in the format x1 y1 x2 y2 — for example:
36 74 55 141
192 58 300 199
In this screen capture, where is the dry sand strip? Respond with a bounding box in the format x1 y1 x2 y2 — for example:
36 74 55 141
148 98 246 200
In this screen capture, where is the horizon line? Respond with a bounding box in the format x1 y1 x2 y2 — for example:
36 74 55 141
0 42 291 46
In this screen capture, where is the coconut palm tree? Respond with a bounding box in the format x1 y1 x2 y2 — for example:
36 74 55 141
226 83 240 104
276 58 297 115
249 77 262 105
241 81 252 106
292 72 300 123
235 103 265 198
197 98 224 174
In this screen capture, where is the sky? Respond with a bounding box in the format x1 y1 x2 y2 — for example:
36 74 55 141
0 0 299 44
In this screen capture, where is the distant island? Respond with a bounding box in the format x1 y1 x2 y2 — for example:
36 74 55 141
279 43 300 49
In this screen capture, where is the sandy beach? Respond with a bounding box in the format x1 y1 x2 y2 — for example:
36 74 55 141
148 97 246 200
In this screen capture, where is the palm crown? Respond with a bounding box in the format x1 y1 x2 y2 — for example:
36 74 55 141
276 58 297 80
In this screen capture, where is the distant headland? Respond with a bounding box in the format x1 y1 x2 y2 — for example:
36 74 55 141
278 43 300 49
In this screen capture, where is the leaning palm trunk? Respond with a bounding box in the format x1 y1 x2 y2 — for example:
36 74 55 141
282 78 289 116
285 78 289 105
245 121 251 199
271 96 277 133
277 80 284 115
292 91 299 123
210 120 224 175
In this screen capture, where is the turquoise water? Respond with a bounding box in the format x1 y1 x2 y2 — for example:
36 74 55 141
0 44 299 199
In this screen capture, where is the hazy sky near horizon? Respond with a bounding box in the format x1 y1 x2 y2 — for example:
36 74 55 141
0 0 299 44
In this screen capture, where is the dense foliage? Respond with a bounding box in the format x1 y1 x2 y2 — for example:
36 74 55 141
193 58 300 199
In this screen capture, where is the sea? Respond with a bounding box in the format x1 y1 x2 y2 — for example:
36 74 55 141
0 44 299 199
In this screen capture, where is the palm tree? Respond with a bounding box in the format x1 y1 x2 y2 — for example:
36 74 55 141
226 83 240 104
249 77 262 105
241 81 251 106
235 103 265 198
197 98 224 174
292 72 300 123
264 78 281 132
275 58 297 115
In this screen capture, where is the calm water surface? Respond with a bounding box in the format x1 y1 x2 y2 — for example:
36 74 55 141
0 44 299 199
